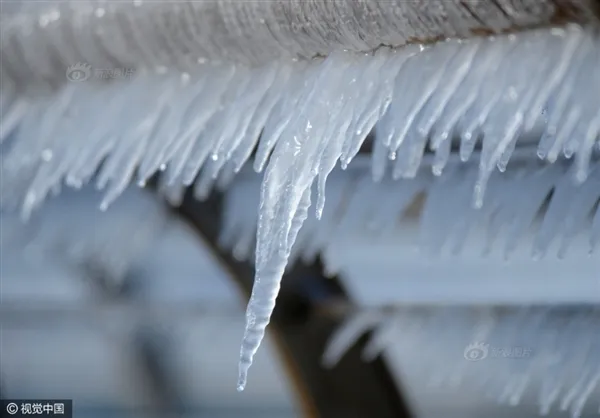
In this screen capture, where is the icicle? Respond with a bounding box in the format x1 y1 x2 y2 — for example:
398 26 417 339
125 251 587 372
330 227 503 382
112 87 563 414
216 160 238 192
431 133 453 176
322 310 384 368
525 25 584 132
539 33 589 160
237 183 313 391
230 66 296 173
209 65 279 165
180 67 254 186
100 140 146 210
539 363 566 414
387 42 456 155
503 163 563 258
429 47 483 154
416 39 480 141
332 175 381 241
300 174 354 264
252 65 319 173
340 47 416 168
532 166 579 258
457 40 517 159
561 369 592 412
391 122 429 180
374 44 421 150
237 52 358 390
558 164 600 257
136 75 209 183
0 98 28 144
570 369 600 418
314 61 365 218
365 176 427 238
590 199 600 254
361 313 400 362
473 30 546 207
418 165 465 255
371 127 391 182
574 112 600 184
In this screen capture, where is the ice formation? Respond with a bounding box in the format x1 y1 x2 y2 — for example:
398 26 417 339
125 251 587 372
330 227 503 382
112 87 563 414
221 155 600 264
3 0 594 90
1 188 168 282
2 25 600 389
322 306 600 418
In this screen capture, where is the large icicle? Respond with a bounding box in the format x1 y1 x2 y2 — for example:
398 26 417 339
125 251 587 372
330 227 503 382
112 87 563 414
237 51 375 390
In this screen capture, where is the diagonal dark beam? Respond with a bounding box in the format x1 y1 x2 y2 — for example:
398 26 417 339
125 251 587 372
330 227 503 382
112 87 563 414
168 186 414 418
72 254 184 417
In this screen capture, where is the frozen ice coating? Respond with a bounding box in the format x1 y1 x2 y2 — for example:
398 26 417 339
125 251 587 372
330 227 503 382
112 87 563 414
3 0 598 91
321 310 387 368
221 156 600 266
1 187 168 282
321 307 600 417
2 23 600 389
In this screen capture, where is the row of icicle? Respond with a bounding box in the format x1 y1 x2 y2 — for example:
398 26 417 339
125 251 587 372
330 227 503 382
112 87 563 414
322 306 600 418
1 24 599 389
220 155 600 266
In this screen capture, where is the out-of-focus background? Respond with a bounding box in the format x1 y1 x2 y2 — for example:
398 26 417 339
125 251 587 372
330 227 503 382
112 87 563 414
2 174 599 418
1 187 299 418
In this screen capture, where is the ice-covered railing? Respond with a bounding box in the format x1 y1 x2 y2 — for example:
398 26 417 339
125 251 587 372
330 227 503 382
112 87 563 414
322 306 600 418
1 187 168 283
221 155 600 265
2 0 597 91
2 24 600 389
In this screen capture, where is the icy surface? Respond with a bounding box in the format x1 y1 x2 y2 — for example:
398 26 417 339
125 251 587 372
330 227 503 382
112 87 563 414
323 306 600 418
222 156 600 265
0 187 168 283
2 0 578 90
2 25 600 388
